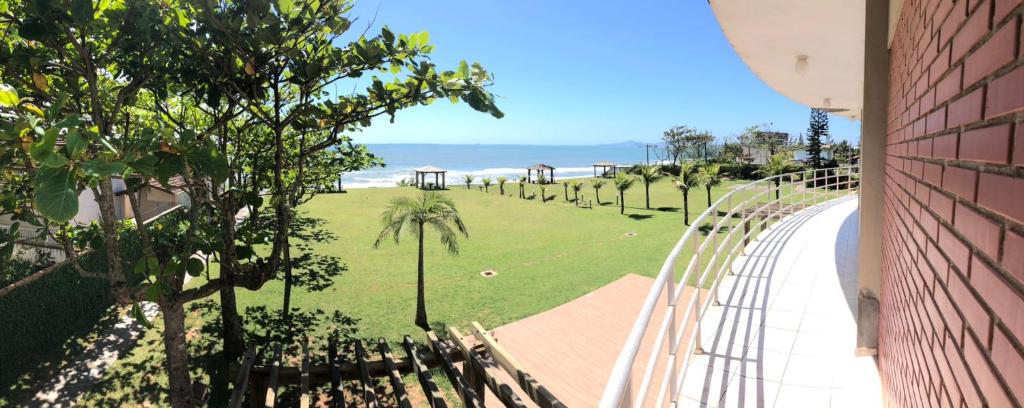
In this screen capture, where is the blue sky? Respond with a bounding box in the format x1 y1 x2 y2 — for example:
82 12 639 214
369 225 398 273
348 0 861 145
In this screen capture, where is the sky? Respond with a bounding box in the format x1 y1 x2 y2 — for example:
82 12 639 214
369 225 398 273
346 0 862 146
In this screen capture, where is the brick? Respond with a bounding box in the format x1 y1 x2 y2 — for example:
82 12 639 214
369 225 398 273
963 333 1014 408
1015 124 1024 166
950 272 993 339
954 201 1002 259
1004 230 1024 284
972 257 1024 338
944 331 984 407
940 0 970 46
937 287 966 344
986 65 1024 118
964 20 1018 86
933 132 959 158
930 45 953 87
991 328 1024 403
947 87 984 128
952 0 992 61
958 124 1011 163
928 239 953 283
915 117 928 138
942 166 977 200
936 64 963 104
931 189 956 221
923 209 941 238
941 224 973 273
977 172 1024 223
928 107 948 134
920 137 935 158
994 0 1024 22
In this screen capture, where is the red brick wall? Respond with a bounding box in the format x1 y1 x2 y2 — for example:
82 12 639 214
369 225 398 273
880 0 1024 406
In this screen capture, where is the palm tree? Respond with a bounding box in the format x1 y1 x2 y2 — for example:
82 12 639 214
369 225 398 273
591 179 606 204
568 180 583 204
463 174 475 189
613 172 635 214
636 165 663 209
539 183 548 203
374 192 468 331
497 176 508 195
517 175 527 198
757 153 793 200
673 164 701 225
481 177 492 193
563 182 570 201
699 164 723 207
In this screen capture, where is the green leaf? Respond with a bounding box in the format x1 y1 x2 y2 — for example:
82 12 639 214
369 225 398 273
145 283 162 301
71 0 93 24
131 303 152 328
457 60 469 78
33 167 78 223
30 128 69 168
0 84 18 107
185 258 204 276
187 147 228 184
79 160 127 178
65 130 87 157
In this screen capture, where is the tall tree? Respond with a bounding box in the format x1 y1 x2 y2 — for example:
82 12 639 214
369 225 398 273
464 174 475 189
635 165 662 209
662 125 694 165
699 164 723 207
0 0 502 405
673 164 700 225
591 179 606 204
612 172 635 215
497 176 507 195
374 192 467 330
806 109 830 169
757 153 794 200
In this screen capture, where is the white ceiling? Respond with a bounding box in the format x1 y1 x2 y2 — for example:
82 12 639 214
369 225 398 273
710 0 866 120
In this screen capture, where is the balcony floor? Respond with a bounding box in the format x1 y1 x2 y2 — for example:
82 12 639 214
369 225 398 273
680 196 882 407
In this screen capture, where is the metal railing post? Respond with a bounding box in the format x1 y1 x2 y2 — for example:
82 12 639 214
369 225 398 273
693 235 703 355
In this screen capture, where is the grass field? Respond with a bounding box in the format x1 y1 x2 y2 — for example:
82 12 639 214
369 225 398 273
69 173 852 406
230 176 777 341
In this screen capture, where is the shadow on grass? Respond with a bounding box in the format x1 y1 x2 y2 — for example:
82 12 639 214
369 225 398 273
698 223 731 236
627 214 654 220
655 207 680 212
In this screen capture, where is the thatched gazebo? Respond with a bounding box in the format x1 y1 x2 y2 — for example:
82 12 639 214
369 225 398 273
413 166 447 189
527 163 555 184
593 161 618 178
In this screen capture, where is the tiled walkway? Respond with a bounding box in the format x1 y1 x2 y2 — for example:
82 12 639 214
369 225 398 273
679 196 882 407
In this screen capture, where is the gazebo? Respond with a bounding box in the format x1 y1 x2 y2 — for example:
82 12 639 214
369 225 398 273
593 161 618 178
413 166 447 189
527 164 556 184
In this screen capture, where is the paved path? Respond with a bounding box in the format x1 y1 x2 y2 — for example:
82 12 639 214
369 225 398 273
679 196 882 407
31 302 160 407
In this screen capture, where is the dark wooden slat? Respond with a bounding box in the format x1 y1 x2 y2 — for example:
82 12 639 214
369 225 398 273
377 339 413 408
227 348 257 408
264 344 282 408
249 344 463 383
402 336 447 408
300 339 311 408
467 351 527 408
354 340 378 408
328 338 345 408
446 328 485 400
470 322 567 408
426 332 483 408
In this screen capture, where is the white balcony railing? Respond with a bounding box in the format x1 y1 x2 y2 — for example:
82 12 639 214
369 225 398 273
600 165 861 407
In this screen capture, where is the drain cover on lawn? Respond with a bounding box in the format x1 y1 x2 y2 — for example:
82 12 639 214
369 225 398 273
480 270 497 277
624 232 638 237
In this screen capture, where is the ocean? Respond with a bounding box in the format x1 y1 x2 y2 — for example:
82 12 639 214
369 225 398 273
341 143 653 188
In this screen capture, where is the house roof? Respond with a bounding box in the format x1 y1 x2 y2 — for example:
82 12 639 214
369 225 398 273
528 163 555 170
414 166 446 173
148 176 188 193
593 161 617 166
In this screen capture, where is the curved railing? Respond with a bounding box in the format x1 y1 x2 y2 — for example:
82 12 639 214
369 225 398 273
599 165 860 407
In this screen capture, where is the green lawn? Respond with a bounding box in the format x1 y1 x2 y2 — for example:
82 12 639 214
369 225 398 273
231 177 766 341
70 174 849 406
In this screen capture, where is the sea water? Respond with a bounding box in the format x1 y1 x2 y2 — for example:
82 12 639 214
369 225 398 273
341 143 652 188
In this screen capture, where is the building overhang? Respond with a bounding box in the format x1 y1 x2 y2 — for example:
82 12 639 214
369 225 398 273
709 0 871 120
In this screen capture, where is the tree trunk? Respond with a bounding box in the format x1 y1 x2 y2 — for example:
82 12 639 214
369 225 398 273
775 180 781 200
499 185 504 195
219 284 245 359
95 182 126 296
595 189 601 204
563 184 569 201
644 184 651 209
415 224 430 331
683 191 690 225
282 238 293 322
619 192 625 214
162 300 195 408
706 185 712 207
